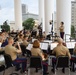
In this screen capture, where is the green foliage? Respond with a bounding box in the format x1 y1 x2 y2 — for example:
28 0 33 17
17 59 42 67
71 25 75 38
23 18 35 30
1 21 10 32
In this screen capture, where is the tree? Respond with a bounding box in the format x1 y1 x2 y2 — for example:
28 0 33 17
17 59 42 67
23 18 35 30
71 25 75 38
1 20 10 32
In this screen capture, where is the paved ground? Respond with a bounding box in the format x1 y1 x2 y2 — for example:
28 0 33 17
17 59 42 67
0 66 76 75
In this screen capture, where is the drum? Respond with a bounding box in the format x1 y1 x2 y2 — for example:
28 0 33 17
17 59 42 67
0 55 5 66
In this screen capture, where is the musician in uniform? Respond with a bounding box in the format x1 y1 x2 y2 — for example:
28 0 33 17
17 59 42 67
4 37 27 73
51 38 71 73
31 40 48 75
59 22 64 39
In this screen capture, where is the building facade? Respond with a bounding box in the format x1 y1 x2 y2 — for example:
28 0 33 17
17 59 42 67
22 13 39 21
22 4 39 21
10 3 39 31
22 4 28 14
71 1 76 29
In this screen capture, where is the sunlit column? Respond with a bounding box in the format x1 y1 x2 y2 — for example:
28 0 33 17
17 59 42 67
14 0 22 30
39 0 54 33
39 0 45 32
45 0 54 33
56 0 73 37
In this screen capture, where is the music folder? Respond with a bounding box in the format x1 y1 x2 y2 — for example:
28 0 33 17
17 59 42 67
40 42 48 50
26 43 48 51
26 44 33 51
50 42 58 50
66 42 75 49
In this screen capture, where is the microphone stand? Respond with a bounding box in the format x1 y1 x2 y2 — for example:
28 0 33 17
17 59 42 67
51 13 53 37
50 13 53 41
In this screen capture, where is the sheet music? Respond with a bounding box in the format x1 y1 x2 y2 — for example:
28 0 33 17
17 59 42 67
26 42 75 51
43 40 52 45
32 39 37 43
66 42 76 49
40 43 48 50
40 43 42 48
68 42 76 48
70 42 75 49
26 44 33 51
50 43 58 50
66 42 72 49
26 43 48 51
46 32 52 36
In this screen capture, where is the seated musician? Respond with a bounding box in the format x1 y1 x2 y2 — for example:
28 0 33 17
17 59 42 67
14 30 23 42
22 35 29 47
0 36 3 47
25 30 32 42
73 43 76 55
54 33 59 42
25 30 31 37
0 36 4 51
1 31 8 47
51 38 71 73
71 43 76 71
42 31 46 39
4 37 27 73
38 35 45 42
18 34 24 43
31 40 49 75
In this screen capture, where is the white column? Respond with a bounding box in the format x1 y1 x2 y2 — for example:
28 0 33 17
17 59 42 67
56 0 73 38
45 0 54 33
39 0 45 32
14 0 22 31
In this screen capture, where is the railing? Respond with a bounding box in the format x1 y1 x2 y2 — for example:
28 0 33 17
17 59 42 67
65 34 76 42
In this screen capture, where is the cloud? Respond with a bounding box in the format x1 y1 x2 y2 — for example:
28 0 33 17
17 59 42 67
0 0 14 8
0 8 14 25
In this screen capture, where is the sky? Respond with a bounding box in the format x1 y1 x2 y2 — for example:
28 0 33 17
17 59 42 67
0 0 56 25
0 0 39 25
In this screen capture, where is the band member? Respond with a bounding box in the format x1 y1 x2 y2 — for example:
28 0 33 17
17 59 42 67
59 22 64 39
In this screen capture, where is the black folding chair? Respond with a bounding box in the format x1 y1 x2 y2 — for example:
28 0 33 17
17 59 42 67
55 56 70 74
20 44 31 57
0 51 5 55
4 54 19 75
28 56 43 75
20 44 27 56
71 56 76 72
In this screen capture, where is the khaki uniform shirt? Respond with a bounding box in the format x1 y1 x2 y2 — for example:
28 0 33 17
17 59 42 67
22 40 29 47
73 46 76 55
52 44 71 59
5 45 18 61
59 26 64 32
18 38 23 43
43 33 46 38
31 48 44 60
